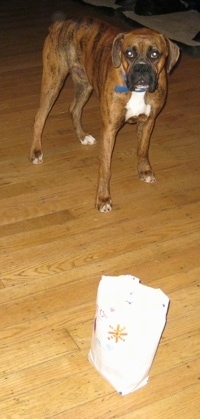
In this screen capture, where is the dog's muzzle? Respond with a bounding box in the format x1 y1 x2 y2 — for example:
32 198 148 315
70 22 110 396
127 61 158 93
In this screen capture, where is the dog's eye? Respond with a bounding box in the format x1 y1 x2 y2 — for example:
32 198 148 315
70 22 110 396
149 49 160 60
125 48 137 59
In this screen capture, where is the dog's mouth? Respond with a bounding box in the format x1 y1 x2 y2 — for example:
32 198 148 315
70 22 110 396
134 84 149 92
127 62 158 93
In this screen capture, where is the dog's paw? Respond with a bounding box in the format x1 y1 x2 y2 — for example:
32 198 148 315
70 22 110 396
80 135 96 145
139 170 156 183
97 198 112 213
100 202 112 213
30 152 43 164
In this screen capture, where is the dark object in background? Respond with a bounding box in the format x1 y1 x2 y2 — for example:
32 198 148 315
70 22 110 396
193 31 200 41
115 0 135 8
115 0 200 14
115 0 136 9
195 0 200 11
134 0 188 15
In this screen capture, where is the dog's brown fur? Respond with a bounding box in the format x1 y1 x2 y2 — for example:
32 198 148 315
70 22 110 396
30 17 180 212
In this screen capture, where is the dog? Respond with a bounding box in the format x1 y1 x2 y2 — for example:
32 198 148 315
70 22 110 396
30 17 180 212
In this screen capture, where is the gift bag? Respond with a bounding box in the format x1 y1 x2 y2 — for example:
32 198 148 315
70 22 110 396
88 275 169 395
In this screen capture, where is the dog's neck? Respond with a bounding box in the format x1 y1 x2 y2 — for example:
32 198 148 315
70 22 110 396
114 71 146 94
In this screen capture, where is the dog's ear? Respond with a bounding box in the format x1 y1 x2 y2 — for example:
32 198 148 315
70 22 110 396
112 33 124 67
165 38 180 73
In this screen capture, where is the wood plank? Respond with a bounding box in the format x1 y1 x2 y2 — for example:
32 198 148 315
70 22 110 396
55 361 200 419
0 0 200 417
121 384 200 419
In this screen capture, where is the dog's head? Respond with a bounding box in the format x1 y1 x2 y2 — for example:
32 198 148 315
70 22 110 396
112 28 180 93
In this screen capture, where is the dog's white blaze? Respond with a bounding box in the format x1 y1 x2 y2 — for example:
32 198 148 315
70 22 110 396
125 92 151 121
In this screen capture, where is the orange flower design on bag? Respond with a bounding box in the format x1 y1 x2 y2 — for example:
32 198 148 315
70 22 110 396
108 324 128 343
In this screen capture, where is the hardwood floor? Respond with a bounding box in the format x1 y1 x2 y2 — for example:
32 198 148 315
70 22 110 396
0 1 200 417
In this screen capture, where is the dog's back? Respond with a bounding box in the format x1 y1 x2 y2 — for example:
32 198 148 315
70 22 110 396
47 18 120 95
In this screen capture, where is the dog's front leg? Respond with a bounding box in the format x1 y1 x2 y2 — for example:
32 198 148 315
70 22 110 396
137 117 156 183
96 125 117 213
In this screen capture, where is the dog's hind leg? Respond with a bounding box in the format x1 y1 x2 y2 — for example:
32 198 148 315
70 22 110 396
30 33 69 164
69 74 95 145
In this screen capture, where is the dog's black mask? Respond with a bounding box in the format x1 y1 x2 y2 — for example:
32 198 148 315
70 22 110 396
127 62 158 93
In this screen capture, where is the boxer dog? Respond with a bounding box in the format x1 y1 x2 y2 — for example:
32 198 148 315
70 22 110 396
30 17 180 212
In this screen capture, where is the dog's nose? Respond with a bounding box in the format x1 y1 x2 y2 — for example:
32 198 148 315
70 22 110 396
134 62 149 71
133 62 151 79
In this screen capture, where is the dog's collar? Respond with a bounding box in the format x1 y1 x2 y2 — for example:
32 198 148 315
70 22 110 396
115 84 129 93
114 71 128 93
114 71 147 94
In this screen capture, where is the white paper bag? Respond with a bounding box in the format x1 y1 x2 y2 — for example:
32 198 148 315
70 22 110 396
88 275 169 395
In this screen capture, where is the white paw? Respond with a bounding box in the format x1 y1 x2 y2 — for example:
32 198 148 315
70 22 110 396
100 203 112 213
32 153 43 164
80 135 96 145
144 175 156 183
139 171 156 183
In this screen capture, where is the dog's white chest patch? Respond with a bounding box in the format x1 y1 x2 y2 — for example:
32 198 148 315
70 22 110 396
125 91 151 121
